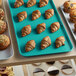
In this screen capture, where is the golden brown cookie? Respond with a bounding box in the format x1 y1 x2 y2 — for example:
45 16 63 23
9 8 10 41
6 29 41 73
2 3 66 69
41 36 51 49
27 0 36 7
63 1 76 13
32 10 41 20
14 0 24 8
0 8 4 20
45 9 54 19
0 67 14 76
69 10 76 23
17 11 27 22
39 0 49 7
22 25 31 37
0 34 10 50
55 36 65 48
51 22 60 33
0 20 7 34
37 23 46 34
25 40 36 52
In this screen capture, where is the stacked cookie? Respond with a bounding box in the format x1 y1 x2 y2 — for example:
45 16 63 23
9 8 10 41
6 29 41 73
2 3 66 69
63 1 76 32
0 8 10 50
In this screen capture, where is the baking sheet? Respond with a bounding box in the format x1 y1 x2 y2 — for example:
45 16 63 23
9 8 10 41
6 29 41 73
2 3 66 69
60 5 76 40
26 59 76 76
0 0 14 60
8 0 73 57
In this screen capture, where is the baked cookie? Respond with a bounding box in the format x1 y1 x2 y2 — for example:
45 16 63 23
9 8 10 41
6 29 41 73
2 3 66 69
47 66 59 76
39 0 49 7
17 11 27 22
61 65 74 75
45 9 54 19
14 0 24 8
25 40 36 52
41 36 51 49
0 67 14 76
74 24 76 32
46 61 55 65
32 63 42 66
0 34 10 50
55 36 65 48
27 0 36 7
51 22 60 33
37 23 46 34
22 25 31 37
33 68 45 76
0 20 7 34
0 8 4 20
59 60 69 64
69 10 76 23
32 10 41 20
63 1 76 13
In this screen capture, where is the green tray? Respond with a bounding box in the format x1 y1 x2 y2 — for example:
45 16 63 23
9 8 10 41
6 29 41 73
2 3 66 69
8 0 73 57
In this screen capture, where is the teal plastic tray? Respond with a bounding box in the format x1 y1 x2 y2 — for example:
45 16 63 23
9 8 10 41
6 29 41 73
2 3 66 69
8 0 73 57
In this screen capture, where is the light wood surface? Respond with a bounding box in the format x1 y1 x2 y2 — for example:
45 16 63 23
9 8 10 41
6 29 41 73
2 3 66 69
0 0 76 67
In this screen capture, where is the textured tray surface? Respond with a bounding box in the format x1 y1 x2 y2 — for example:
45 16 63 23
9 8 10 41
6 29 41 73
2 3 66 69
8 0 73 57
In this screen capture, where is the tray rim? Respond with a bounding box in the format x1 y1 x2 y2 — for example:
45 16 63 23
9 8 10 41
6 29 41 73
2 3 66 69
7 0 73 57
0 0 14 60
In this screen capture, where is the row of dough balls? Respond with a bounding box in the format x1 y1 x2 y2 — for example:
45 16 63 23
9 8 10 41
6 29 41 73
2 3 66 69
14 0 49 8
17 9 54 22
25 36 65 52
22 22 60 37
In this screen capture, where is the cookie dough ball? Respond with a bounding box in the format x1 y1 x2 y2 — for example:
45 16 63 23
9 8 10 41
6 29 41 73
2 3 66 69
0 34 10 50
0 8 4 20
0 20 7 34
63 1 76 13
